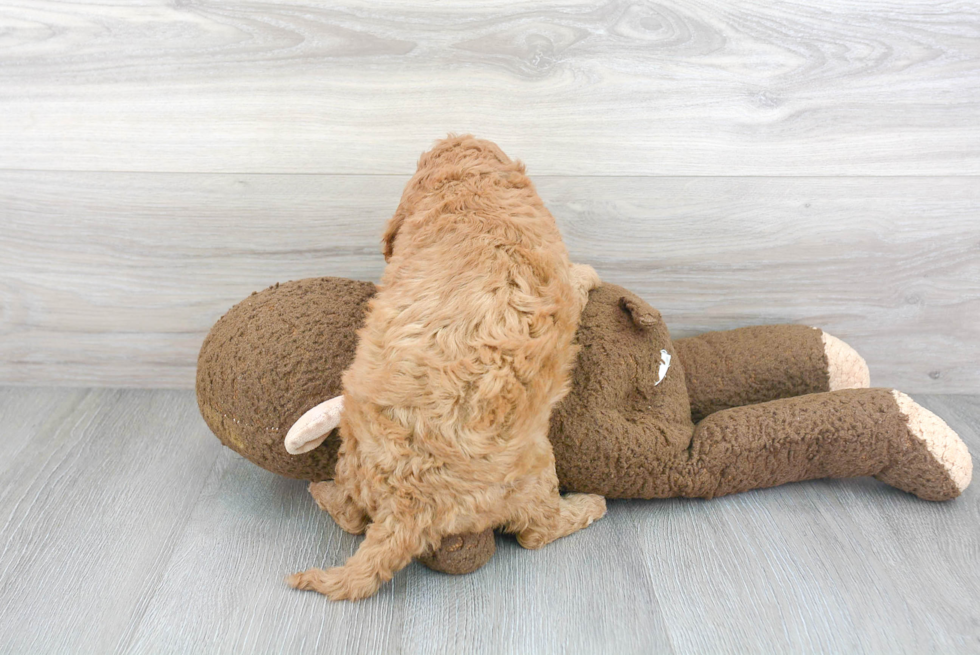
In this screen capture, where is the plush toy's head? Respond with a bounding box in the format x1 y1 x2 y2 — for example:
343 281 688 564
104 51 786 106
197 277 375 480
197 277 694 496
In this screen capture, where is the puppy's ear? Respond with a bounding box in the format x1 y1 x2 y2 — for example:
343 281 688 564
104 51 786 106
381 208 406 262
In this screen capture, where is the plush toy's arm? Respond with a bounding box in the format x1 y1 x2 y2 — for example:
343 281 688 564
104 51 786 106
673 325 870 423
285 396 345 455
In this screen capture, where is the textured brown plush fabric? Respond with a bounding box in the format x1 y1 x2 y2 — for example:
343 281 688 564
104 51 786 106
675 325 830 423
548 296 914 500
679 388 911 498
197 279 846 496
876 422 963 502
548 284 696 498
415 529 496 575
197 277 375 480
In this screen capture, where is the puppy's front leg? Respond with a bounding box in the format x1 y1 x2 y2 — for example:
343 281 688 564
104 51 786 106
569 263 601 310
309 481 369 535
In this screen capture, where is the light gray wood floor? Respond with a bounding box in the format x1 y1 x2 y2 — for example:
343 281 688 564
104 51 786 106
1 386 978 654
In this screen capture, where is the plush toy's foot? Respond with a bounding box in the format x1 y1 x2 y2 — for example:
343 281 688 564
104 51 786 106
820 330 871 390
416 529 496 575
876 391 973 501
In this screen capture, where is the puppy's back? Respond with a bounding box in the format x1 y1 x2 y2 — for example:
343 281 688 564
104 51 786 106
343 138 579 457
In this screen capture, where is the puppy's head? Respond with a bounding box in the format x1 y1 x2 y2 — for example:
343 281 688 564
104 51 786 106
382 135 528 262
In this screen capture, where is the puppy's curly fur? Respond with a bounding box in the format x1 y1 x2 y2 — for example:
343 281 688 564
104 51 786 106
287 136 606 600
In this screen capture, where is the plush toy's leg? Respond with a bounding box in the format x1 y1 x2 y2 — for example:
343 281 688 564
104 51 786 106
287 518 426 601
309 481 370 535
674 388 971 501
674 325 870 422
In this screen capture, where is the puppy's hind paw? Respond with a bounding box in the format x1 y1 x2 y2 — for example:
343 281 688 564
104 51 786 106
516 493 607 550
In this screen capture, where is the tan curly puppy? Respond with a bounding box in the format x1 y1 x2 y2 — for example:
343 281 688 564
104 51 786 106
286 135 606 600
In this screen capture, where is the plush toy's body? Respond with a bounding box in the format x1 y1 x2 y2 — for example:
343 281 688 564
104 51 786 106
197 276 973 574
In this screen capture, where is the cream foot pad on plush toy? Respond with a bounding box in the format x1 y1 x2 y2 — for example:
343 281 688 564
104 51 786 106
876 390 973 501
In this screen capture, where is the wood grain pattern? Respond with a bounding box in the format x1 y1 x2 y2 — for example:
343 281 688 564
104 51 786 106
2 171 977 391
0 388 223 654
0 388 977 653
121 450 675 654
1 0 978 175
639 393 980 654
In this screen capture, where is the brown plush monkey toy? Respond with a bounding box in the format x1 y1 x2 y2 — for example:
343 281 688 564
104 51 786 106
197 277 972 575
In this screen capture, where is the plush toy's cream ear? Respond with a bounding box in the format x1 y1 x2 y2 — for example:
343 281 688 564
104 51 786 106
284 396 345 455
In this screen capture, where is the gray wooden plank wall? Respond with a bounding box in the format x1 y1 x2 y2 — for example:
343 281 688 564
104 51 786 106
1 0 978 391
2 0 979 175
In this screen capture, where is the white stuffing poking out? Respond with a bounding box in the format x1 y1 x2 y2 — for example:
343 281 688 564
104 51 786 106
655 350 671 386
